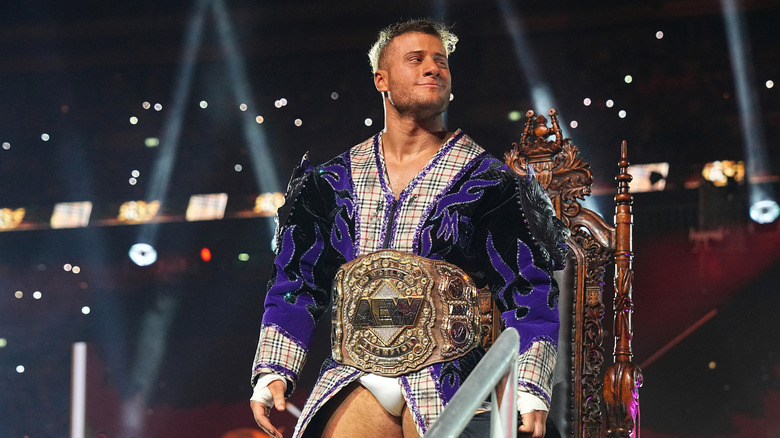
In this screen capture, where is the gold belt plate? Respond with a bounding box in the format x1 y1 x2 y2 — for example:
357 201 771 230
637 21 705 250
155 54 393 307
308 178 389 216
332 250 480 376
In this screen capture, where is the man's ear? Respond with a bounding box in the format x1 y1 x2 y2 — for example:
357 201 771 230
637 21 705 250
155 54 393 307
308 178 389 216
374 70 389 92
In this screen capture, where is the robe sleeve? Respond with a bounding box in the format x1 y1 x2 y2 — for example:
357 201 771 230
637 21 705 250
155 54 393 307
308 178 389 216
473 168 568 407
251 160 339 396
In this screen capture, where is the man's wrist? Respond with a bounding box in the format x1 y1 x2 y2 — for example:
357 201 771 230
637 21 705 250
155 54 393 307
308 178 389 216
251 374 288 406
517 391 548 415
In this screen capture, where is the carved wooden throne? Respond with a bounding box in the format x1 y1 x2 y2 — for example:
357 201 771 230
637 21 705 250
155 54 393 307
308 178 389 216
505 109 643 437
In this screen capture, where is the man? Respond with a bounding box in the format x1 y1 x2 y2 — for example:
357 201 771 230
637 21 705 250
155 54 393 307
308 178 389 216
250 18 568 438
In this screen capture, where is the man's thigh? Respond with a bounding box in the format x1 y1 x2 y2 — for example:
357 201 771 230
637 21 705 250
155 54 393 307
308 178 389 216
308 382 406 438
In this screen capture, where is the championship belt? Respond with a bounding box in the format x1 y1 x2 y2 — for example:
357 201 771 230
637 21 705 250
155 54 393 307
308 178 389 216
332 250 481 376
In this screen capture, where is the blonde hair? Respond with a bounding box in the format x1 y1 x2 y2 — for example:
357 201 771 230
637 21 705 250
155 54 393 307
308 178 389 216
368 18 458 74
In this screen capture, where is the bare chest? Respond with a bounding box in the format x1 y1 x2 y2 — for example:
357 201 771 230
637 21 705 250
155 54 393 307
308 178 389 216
385 158 431 199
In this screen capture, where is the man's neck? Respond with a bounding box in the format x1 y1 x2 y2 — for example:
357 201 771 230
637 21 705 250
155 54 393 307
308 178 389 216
381 104 451 164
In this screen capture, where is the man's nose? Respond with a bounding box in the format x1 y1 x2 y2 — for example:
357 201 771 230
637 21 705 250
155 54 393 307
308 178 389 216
422 58 440 76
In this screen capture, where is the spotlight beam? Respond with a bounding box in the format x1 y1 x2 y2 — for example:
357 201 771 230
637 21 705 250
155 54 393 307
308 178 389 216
140 0 210 245
721 0 777 221
212 0 281 194
496 0 561 119
212 0 281 236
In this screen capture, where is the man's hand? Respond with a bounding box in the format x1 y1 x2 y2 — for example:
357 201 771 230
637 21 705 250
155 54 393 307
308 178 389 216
518 409 547 438
250 379 287 438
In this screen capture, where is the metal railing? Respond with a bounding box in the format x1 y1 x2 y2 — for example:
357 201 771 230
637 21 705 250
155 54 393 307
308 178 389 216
425 328 520 438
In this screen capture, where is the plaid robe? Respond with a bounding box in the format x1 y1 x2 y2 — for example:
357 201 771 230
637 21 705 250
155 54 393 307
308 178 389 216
252 130 563 437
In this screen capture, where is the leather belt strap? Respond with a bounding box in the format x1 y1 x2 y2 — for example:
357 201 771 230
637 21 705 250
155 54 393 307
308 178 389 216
332 250 481 376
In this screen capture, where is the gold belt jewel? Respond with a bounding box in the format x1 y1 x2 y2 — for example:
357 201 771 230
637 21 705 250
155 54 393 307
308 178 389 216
332 250 481 376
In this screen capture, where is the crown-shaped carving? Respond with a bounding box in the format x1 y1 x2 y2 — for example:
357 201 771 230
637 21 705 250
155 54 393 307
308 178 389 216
505 108 593 223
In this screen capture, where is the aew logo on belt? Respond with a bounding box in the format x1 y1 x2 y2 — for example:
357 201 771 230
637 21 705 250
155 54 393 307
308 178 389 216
352 280 424 345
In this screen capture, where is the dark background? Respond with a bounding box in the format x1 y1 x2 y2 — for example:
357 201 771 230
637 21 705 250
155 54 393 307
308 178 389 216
1 1 779 437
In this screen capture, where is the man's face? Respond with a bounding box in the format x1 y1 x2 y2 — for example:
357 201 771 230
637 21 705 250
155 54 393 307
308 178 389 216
375 31 452 119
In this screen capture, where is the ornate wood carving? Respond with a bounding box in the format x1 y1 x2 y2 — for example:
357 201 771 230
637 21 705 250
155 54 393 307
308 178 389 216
571 227 608 437
506 110 641 437
604 141 643 437
505 108 593 227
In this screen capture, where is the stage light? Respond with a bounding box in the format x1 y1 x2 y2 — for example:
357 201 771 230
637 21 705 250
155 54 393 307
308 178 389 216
606 99 614 108
702 160 745 187
239 103 248 111
33 291 42 299
199 100 208 108
14 291 23 299
767 80 775 89
41 133 50 141
132 170 140 177
629 162 670 192
624 75 633 84
238 253 250 262
583 98 591 106
0 207 25 230
200 247 212 262
655 31 664 39
619 110 627 118
16 365 25 373
570 120 579 128
0 338 6 348
129 243 158 266
154 103 162 111
142 101 151 109
129 178 137 185
331 92 339 100
186 193 228 221
81 306 91 315
234 164 243 172
130 116 138 125
119 200 160 223
72 266 81 274
2 142 9 150
508 111 522 121
64 264 72 271
255 115 264 124
365 117 374 126
294 118 303 127
145 137 159 147
254 192 285 216
749 199 779 224
51 202 93 228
